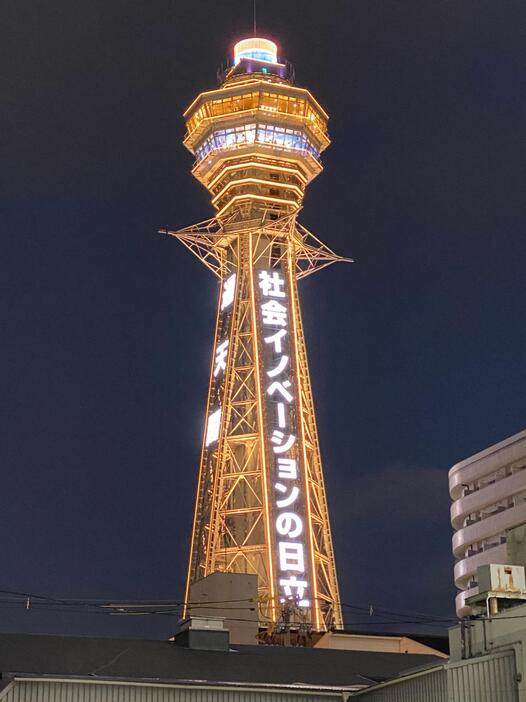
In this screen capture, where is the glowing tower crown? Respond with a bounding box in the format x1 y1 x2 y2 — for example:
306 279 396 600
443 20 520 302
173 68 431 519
164 37 350 635
183 38 329 221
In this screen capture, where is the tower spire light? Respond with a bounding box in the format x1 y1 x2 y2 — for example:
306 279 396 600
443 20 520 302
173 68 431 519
163 36 350 632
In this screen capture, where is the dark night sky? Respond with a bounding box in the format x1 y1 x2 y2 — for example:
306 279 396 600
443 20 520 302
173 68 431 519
1 0 525 639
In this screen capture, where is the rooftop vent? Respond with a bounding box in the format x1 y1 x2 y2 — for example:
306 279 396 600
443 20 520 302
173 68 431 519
172 616 230 652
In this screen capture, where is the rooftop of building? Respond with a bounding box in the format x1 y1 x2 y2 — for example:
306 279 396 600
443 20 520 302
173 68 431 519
0 632 444 691
449 427 526 478
330 629 450 655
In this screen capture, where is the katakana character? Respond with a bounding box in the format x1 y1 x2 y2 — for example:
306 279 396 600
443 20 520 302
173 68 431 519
259 270 286 298
264 328 287 353
278 542 305 572
277 458 298 480
267 379 293 403
275 483 300 508
276 512 303 538
261 300 287 327
205 407 222 447
271 431 296 454
267 354 289 378
276 402 286 428
213 339 229 377
221 273 236 310
279 575 308 599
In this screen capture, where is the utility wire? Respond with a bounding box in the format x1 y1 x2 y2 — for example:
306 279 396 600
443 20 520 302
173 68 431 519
0 588 457 627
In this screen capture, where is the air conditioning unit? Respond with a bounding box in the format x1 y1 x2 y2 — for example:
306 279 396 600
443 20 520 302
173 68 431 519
477 564 526 594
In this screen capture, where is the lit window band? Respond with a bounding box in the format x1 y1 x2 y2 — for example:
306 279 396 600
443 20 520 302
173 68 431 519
195 123 320 163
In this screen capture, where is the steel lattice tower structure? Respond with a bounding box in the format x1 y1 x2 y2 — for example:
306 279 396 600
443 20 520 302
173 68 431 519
163 38 350 631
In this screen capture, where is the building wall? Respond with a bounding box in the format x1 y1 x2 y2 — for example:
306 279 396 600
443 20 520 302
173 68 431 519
449 429 526 617
314 632 447 657
352 667 447 701
0 679 344 702
448 651 518 702
189 572 259 645
353 651 519 702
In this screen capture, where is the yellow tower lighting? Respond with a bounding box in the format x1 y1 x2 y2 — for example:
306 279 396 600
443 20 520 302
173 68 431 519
161 36 352 634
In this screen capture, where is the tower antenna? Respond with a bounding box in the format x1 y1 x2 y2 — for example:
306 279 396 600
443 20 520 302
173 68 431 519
253 0 257 36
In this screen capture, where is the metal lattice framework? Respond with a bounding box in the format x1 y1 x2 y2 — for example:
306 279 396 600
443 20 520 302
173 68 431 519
166 36 352 634
160 212 352 281
162 213 350 631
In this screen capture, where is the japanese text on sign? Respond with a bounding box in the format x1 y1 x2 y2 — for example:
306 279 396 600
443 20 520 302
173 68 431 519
258 269 310 608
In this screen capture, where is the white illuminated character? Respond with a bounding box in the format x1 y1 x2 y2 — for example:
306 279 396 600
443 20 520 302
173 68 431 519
277 458 298 480
221 273 236 310
259 270 286 298
276 512 303 538
264 328 287 353
267 379 293 403
275 483 300 508
271 431 296 454
261 300 287 327
213 339 229 377
205 407 222 447
278 542 305 572
266 354 289 378
279 575 308 599
276 402 286 428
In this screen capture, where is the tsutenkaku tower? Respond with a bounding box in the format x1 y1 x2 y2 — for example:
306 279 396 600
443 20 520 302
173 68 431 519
163 37 350 631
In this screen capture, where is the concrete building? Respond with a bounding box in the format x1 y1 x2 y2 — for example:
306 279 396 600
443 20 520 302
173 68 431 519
449 429 526 617
188 572 259 645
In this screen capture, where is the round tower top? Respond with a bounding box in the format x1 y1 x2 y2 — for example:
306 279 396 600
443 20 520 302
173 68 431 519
234 37 278 65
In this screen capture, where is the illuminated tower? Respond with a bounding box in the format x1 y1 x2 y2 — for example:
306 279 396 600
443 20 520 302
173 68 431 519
163 37 350 631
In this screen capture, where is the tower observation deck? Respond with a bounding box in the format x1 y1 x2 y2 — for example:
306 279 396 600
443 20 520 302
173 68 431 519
163 37 351 632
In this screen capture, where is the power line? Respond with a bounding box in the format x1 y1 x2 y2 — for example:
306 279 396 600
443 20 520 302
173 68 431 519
0 587 458 627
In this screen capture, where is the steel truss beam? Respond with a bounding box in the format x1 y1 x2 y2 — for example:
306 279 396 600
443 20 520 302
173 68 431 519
160 211 352 281
178 219 346 631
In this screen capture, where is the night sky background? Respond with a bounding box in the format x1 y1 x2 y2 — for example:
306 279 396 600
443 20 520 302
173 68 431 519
1 0 525 639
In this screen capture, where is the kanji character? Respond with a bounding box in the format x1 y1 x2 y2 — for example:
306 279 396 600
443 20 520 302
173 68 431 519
221 273 236 310
278 542 305 572
264 328 287 353
275 483 300 508
279 575 308 599
271 431 296 454
277 458 298 480
261 300 287 327
267 379 293 403
259 270 286 298
205 407 222 447
213 339 229 377
276 512 303 538
267 354 289 378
